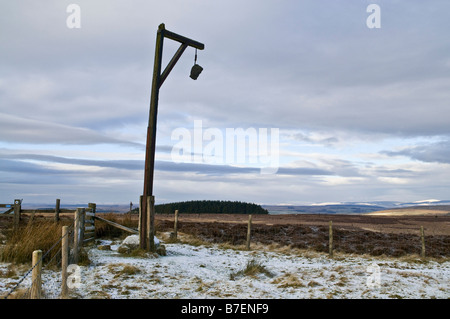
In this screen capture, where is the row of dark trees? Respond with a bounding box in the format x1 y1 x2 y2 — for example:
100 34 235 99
154 200 269 215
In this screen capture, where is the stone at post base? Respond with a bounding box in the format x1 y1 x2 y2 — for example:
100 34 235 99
118 234 166 256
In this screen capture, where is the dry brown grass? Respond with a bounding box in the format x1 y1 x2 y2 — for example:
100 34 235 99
229 259 274 280
95 213 138 239
155 219 450 259
0 220 71 265
271 273 305 288
107 263 141 279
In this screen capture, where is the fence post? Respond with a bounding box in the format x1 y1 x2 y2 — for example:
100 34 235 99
73 208 85 264
329 221 333 258
147 196 155 252
31 250 42 299
246 214 252 250
13 199 21 230
174 209 179 240
61 226 69 298
246 215 252 250
55 199 61 222
420 226 426 258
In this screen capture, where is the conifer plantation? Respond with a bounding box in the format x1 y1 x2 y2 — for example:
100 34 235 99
154 200 268 215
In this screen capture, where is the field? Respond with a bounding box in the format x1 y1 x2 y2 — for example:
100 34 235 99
155 212 450 235
155 213 450 258
0 212 449 299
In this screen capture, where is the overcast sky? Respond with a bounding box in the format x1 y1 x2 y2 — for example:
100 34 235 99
1 1 450 206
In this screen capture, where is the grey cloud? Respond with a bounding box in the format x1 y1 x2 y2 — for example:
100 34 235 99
0 113 143 148
2 1 450 205
0 158 64 175
156 145 175 153
0 158 83 186
3 1 450 141
158 162 334 176
292 133 340 147
1 153 335 177
1 154 144 171
382 140 450 164
276 167 334 176
156 161 259 175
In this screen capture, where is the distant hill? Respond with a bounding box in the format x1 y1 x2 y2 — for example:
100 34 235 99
5 199 450 216
367 205 450 216
155 200 269 215
263 204 386 215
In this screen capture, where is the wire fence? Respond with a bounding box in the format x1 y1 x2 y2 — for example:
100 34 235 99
1 205 93 299
2 220 76 299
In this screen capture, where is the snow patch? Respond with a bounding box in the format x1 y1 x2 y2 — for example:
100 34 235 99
1 238 449 299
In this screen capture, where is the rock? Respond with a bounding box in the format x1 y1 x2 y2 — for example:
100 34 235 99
97 244 111 251
118 235 161 255
121 234 140 248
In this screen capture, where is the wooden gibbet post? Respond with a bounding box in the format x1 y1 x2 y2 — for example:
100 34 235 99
13 199 21 230
174 209 179 239
73 208 85 264
420 226 426 258
140 24 205 250
55 198 61 222
61 226 69 298
246 214 252 250
146 196 156 252
329 221 333 258
138 195 143 241
30 250 42 299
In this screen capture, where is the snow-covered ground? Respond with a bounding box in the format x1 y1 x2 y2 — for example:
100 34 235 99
1 236 449 299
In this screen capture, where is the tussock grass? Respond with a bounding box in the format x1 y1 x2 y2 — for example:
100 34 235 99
230 259 274 280
272 273 305 288
108 263 141 278
0 220 70 265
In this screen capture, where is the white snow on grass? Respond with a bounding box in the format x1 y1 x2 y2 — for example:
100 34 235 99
1 236 449 299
